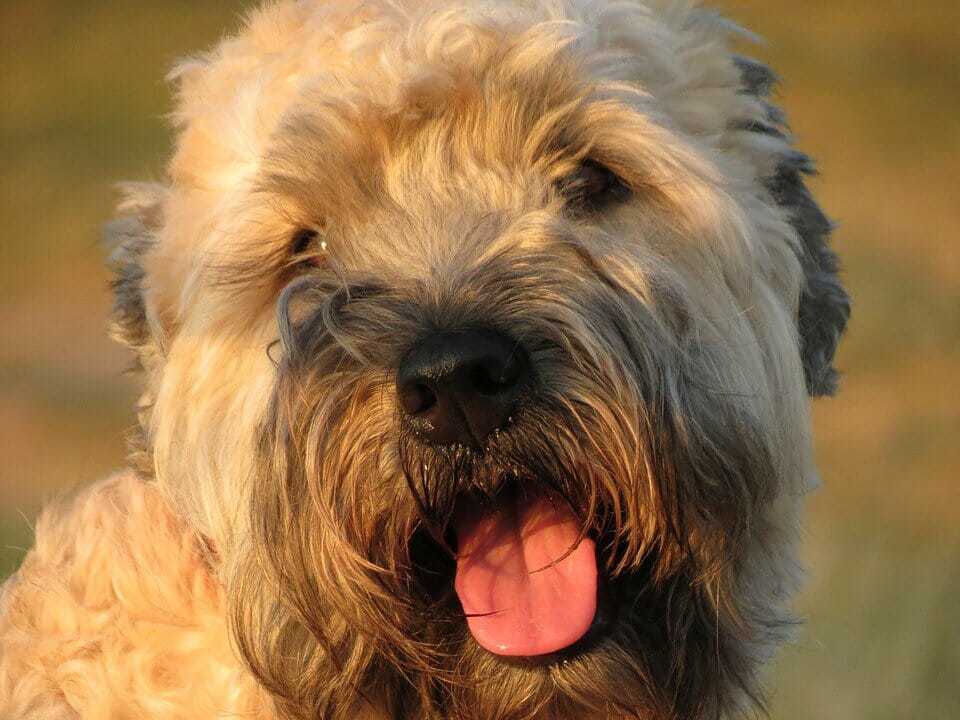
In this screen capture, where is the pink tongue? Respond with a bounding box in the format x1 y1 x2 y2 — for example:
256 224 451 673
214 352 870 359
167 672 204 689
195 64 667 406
454 496 597 657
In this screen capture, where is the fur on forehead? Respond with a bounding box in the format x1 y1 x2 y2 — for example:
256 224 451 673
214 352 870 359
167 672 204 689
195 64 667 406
167 0 716 195
171 0 764 205
161 0 792 295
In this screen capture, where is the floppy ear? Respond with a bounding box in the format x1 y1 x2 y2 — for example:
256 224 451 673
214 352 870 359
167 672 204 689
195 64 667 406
735 57 851 396
105 182 169 371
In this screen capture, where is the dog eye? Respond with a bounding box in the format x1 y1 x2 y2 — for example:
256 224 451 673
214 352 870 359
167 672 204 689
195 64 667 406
291 228 318 255
289 228 327 266
557 160 630 215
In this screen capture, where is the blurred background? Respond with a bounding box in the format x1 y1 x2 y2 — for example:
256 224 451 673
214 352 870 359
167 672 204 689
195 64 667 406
1 1 957 717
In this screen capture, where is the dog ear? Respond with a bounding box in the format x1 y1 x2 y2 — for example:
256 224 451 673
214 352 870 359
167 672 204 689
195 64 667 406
735 57 851 396
769 151 851 396
104 182 169 370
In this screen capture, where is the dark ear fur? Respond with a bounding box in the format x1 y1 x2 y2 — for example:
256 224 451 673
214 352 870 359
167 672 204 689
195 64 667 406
104 182 168 370
734 56 851 396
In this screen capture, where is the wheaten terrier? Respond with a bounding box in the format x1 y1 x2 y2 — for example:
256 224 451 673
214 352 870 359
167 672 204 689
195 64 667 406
0 1 849 718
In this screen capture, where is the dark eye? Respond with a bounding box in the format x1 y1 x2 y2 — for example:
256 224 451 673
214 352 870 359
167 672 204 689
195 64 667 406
557 160 630 214
291 228 318 256
288 228 329 270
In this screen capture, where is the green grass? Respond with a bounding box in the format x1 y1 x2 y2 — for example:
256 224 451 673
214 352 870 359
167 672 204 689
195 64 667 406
2 1 957 717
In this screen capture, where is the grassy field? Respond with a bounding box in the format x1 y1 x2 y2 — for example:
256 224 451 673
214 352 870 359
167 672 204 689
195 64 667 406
1 1 958 717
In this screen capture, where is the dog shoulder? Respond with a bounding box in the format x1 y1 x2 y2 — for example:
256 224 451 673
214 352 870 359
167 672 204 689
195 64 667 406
0 473 268 719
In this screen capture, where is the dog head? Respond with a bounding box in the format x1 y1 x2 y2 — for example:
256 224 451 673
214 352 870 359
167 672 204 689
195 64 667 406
107 2 848 718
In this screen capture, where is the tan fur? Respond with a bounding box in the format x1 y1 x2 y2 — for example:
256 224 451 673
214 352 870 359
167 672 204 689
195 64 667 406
1 1 848 718
0 474 267 719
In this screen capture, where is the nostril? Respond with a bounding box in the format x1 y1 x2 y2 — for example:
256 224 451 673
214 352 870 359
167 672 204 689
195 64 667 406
396 328 531 447
471 355 522 396
470 363 500 396
401 382 437 416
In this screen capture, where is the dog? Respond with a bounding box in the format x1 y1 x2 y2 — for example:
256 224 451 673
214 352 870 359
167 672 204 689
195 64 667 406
0 1 849 718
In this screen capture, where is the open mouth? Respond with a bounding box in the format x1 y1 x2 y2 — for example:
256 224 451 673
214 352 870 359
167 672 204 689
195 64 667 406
453 489 598 657
411 479 612 660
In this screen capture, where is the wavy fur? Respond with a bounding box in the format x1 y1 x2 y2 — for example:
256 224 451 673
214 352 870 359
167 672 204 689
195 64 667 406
1 2 846 718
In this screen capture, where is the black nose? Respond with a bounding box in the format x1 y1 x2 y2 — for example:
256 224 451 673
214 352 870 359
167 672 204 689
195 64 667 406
397 329 530 447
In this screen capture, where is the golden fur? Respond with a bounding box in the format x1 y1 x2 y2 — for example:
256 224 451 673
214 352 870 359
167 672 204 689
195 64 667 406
1 1 848 718
0 474 267 718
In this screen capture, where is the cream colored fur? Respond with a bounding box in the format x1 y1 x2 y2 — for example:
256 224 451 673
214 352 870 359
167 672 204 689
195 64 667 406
0 475 266 718
0 1 845 718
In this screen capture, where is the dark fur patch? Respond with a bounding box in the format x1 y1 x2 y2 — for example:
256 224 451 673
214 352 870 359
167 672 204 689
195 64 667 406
106 217 155 363
733 56 778 98
735 58 851 396
104 185 167 477
103 184 167 367
731 119 786 140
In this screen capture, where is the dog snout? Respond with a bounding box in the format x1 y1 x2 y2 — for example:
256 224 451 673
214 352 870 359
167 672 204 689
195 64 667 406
396 328 530 447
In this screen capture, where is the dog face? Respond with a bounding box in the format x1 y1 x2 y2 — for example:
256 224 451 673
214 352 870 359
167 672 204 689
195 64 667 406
108 2 848 718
